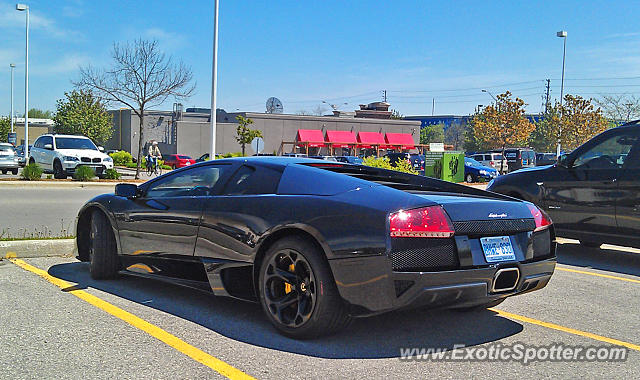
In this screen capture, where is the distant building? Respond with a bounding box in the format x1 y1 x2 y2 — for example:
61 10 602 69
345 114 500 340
11 118 54 145
105 106 421 158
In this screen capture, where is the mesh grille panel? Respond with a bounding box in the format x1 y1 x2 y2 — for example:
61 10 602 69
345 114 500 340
92 157 101 163
390 238 459 271
81 157 91 162
453 219 535 236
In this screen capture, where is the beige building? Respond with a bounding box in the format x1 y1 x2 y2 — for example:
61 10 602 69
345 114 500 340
106 105 421 159
11 118 54 145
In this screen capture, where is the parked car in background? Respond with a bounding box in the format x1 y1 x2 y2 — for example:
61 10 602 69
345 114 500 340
536 152 557 166
487 121 640 249
464 157 498 183
0 143 19 175
498 148 536 172
468 152 508 174
28 134 113 179
335 156 363 164
164 154 196 169
14 144 32 167
384 152 425 173
76 157 555 338
309 155 338 161
196 153 210 162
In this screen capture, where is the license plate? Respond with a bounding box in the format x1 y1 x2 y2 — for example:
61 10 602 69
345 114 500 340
480 236 516 263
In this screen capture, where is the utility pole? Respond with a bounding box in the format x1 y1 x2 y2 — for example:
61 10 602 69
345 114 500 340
544 79 551 113
432 98 435 116
10 64 15 133
210 0 219 159
382 90 387 102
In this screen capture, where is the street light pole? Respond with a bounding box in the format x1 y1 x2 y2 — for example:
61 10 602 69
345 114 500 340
10 64 15 134
557 30 567 157
16 4 29 160
209 0 219 159
481 89 497 103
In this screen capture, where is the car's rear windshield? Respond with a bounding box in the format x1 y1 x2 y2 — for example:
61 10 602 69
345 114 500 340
0 145 15 153
178 155 191 159
55 137 98 150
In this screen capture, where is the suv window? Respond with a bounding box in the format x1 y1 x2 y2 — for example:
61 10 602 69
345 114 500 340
222 165 282 195
41 136 53 148
146 165 229 198
573 132 638 169
33 137 43 148
55 137 96 150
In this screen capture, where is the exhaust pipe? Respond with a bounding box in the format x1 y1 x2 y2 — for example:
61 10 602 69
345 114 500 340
491 267 520 293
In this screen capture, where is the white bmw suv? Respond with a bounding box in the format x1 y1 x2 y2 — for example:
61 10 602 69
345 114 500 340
29 134 113 179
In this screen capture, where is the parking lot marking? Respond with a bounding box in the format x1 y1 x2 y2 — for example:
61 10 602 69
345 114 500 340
556 266 640 284
490 308 640 352
9 258 255 380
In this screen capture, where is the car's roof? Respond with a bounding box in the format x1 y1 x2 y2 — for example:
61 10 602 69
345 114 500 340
204 156 346 167
42 134 91 139
0 143 13 146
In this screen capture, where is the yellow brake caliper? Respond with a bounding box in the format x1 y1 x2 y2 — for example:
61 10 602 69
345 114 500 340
284 263 294 294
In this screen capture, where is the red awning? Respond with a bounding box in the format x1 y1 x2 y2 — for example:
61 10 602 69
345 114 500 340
385 133 415 150
325 130 357 148
296 129 325 147
357 131 387 149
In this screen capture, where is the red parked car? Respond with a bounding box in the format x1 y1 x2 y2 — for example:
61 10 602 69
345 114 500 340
164 154 196 169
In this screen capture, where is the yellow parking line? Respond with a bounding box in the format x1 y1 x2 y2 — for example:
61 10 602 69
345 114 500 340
490 308 640 352
9 258 255 380
556 266 640 284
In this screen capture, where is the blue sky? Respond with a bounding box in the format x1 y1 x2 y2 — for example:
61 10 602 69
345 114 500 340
2 0 640 117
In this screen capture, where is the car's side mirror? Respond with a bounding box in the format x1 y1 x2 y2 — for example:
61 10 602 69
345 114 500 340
557 154 570 168
115 183 139 198
98 146 105 152
44 144 53 150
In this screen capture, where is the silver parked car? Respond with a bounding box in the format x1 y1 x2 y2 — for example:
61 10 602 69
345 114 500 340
0 143 19 175
469 152 509 174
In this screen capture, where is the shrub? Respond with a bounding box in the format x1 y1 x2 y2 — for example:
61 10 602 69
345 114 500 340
104 168 121 180
362 156 418 175
73 166 95 181
21 163 43 181
160 164 172 170
109 150 133 166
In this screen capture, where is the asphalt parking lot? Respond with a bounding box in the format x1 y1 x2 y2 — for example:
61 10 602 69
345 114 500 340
1 239 638 379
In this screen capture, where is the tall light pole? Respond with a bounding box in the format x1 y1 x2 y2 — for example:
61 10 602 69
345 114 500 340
557 30 567 157
481 89 497 103
209 0 219 159
16 3 29 159
9 64 15 134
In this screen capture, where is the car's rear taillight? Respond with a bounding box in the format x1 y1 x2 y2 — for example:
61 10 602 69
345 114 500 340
389 206 454 238
526 204 552 232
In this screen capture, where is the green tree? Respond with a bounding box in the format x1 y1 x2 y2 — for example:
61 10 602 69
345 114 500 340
0 117 10 143
53 90 113 144
26 108 53 119
235 115 262 156
444 121 467 150
419 123 445 144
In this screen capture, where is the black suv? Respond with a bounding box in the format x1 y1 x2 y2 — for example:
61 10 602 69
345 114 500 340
487 121 640 248
384 153 425 173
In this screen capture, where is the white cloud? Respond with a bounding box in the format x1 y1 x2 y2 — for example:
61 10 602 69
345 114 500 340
0 2 77 39
32 54 91 75
143 28 186 51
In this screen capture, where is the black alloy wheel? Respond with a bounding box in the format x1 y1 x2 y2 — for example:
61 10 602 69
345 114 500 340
258 236 351 339
263 249 317 328
466 173 474 183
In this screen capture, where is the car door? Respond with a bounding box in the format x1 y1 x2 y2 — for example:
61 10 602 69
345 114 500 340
195 163 283 261
612 131 640 242
117 164 234 257
30 137 43 166
543 129 634 237
40 135 55 171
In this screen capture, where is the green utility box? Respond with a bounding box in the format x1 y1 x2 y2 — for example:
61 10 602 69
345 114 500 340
424 151 464 183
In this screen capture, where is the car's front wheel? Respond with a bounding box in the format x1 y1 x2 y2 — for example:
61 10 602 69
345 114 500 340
53 160 66 179
89 210 120 280
258 236 351 339
466 173 474 183
11 169 18 175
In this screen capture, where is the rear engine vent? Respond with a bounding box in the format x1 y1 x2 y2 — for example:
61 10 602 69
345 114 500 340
390 238 459 272
453 219 535 236
394 280 415 297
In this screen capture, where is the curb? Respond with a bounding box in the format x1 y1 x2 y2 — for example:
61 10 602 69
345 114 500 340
0 239 76 259
0 181 117 188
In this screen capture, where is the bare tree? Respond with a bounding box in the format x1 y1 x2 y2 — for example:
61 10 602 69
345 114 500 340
595 95 640 123
312 105 329 116
75 39 195 178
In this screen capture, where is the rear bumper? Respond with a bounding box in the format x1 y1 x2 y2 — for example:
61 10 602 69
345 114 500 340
329 256 555 317
0 161 19 169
